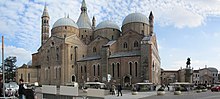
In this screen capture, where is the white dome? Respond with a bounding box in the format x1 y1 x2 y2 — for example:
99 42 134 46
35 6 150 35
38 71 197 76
53 18 78 29
122 13 149 26
95 20 120 31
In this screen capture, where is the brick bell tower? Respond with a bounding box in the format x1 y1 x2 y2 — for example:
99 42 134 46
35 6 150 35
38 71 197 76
41 4 50 45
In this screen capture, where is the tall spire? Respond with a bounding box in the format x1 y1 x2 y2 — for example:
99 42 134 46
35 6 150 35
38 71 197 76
92 16 96 27
81 0 87 12
92 16 96 30
149 11 154 20
77 0 91 29
42 4 49 18
41 3 50 45
149 11 154 35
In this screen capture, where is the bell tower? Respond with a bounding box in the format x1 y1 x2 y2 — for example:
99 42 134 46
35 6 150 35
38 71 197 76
41 4 50 45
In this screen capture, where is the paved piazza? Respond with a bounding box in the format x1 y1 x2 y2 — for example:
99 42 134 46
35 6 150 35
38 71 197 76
141 91 220 99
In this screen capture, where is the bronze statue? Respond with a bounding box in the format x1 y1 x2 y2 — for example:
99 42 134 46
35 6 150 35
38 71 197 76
186 57 191 68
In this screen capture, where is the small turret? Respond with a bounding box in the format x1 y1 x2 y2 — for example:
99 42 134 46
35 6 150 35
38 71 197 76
149 11 154 35
92 16 96 30
81 0 87 12
41 4 50 45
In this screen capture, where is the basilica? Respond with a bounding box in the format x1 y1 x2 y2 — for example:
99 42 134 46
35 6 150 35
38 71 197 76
29 0 161 86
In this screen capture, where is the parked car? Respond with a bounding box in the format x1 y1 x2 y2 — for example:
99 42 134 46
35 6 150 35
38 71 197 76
82 82 107 93
5 82 19 97
211 85 220 92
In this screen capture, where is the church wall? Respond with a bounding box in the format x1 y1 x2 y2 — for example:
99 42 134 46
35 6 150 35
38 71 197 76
94 29 121 40
108 56 142 85
122 22 149 36
51 26 79 38
116 32 143 52
32 53 39 66
87 37 109 56
16 67 38 84
79 28 93 44
77 60 102 83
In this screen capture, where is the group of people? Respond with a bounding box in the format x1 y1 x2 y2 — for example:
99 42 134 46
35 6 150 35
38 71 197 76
0 79 27 99
110 84 123 96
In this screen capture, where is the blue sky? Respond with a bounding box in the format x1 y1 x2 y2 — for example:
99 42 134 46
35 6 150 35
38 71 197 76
0 0 220 71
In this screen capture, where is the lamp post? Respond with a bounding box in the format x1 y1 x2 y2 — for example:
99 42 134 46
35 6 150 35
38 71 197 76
2 36 5 97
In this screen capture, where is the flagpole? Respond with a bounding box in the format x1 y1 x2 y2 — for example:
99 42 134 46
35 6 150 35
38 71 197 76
2 36 5 97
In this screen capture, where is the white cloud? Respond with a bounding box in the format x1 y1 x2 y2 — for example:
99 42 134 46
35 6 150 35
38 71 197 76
0 43 32 67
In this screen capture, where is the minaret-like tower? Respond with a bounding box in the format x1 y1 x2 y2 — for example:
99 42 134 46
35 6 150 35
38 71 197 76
92 16 96 30
77 0 91 29
77 0 92 44
41 4 50 45
149 11 154 36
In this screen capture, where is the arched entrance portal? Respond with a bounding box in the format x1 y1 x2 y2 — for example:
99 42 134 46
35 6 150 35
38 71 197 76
123 76 131 87
72 75 76 82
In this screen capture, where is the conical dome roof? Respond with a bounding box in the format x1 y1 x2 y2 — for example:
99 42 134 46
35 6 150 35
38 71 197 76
76 0 91 29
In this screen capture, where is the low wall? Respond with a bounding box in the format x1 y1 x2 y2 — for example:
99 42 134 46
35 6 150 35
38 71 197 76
42 85 57 94
59 86 78 96
87 88 109 97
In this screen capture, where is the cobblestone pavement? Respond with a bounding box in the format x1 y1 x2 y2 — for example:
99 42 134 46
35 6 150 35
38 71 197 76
140 90 220 99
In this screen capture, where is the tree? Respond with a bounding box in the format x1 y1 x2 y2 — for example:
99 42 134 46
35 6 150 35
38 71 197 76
2 56 17 82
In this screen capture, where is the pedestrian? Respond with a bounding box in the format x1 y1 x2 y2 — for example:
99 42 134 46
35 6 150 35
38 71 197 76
167 85 170 91
18 79 27 99
112 85 116 95
117 84 122 96
109 86 113 95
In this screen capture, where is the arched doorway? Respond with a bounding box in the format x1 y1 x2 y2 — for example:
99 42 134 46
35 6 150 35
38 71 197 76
124 76 131 87
72 75 76 82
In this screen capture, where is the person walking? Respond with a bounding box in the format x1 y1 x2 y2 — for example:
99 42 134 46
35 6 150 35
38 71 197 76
112 85 116 95
117 84 122 96
18 79 26 99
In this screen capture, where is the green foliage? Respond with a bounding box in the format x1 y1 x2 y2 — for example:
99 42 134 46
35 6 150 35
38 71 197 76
1 56 17 82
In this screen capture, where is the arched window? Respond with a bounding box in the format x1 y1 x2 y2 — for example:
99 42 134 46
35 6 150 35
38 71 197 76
71 54 73 60
135 62 138 77
81 66 83 74
55 68 58 79
56 54 59 60
28 73 30 82
112 35 114 40
134 41 139 47
129 62 132 75
112 63 115 77
93 47 96 52
47 56 49 61
93 65 96 76
117 63 120 77
84 65 87 73
98 64 100 76
123 42 128 48
72 75 75 82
